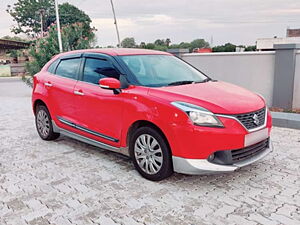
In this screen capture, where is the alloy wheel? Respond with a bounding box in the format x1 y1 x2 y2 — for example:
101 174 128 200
134 134 163 174
36 109 50 138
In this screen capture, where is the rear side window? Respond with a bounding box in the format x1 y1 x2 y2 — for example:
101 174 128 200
83 58 120 84
55 58 81 79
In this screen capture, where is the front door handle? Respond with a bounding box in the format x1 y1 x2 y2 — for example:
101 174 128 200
44 82 53 87
74 90 84 96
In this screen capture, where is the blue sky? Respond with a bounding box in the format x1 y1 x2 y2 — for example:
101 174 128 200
1 0 300 47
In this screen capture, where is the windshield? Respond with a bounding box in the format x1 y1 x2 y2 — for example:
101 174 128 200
120 55 208 87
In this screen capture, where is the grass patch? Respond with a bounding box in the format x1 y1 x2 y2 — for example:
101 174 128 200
270 107 300 114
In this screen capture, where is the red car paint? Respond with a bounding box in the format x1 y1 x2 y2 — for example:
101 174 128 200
32 48 272 162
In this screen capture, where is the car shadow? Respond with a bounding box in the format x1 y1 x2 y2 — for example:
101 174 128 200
54 135 265 187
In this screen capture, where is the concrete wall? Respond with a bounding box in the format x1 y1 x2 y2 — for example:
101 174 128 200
294 51 300 108
182 52 275 106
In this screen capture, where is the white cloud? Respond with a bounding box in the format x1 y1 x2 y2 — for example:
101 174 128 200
137 15 175 24
1 0 300 46
92 18 135 29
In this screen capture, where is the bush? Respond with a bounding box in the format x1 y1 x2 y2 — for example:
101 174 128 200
27 23 95 75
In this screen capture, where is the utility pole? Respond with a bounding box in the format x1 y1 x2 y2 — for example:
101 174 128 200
39 9 45 37
110 0 121 47
55 0 63 52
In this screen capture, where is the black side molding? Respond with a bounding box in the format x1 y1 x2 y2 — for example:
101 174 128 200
57 117 119 143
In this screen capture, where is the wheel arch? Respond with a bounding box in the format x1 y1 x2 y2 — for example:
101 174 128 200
126 120 171 155
33 99 48 115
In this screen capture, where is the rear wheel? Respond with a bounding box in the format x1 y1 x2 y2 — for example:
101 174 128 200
35 105 60 141
130 127 173 181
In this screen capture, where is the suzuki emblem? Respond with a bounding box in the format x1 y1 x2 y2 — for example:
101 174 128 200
253 114 260 125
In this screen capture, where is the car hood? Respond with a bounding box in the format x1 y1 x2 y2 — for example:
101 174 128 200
148 81 265 114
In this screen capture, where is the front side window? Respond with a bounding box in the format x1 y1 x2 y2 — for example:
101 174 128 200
120 55 208 87
83 58 120 84
55 58 81 79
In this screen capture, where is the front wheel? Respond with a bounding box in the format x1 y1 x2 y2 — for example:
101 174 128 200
130 127 173 181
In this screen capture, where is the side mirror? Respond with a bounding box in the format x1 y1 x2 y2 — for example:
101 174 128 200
99 78 121 94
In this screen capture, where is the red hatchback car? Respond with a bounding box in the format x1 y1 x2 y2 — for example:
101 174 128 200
32 48 272 181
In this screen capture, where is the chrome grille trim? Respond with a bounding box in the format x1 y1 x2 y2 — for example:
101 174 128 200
216 107 268 133
234 108 266 130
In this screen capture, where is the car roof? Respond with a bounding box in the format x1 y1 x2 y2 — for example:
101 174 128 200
57 48 172 57
42 48 172 72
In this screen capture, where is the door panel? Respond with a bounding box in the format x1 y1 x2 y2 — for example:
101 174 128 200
46 57 81 127
71 56 125 146
73 81 124 146
48 75 77 124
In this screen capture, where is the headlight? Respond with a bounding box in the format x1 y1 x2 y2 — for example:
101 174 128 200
171 101 224 127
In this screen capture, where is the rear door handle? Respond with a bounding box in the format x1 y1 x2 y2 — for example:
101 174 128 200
44 82 53 87
74 90 84 96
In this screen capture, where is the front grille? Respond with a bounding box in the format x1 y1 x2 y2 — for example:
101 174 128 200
231 139 269 163
234 107 266 130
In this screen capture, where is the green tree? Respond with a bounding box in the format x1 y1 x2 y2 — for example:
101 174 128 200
190 39 210 51
7 0 55 37
169 44 180 49
61 23 96 51
153 45 168 51
52 3 91 26
245 45 256 51
121 37 136 48
47 2 93 37
140 42 146 48
212 43 236 52
137 39 212 52
27 23 95 75
7 1 93 38
154 39 165 46
165 38 171 47
8 50 22 59
178 42 191 50
145 43 155 49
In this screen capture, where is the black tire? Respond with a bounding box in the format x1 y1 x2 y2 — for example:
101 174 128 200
35 105 60 141
129 126 173 181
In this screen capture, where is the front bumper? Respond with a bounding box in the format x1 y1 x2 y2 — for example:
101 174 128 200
172 140 273 175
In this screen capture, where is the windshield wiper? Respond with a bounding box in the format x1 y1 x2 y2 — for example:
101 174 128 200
167 80 194 86
195 78 211 83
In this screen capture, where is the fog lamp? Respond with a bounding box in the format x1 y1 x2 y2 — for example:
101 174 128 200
208 153 215 161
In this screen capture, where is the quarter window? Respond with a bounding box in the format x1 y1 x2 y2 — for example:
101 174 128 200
47 59 59 74
55 58 81 79
83 58 120 84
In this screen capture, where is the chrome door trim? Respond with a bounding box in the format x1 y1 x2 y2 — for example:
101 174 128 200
57 116 119 143
44 82 53 87
74 90 84 96
52 120 129 156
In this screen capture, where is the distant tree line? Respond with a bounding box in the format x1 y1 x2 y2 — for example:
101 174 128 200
120 37 210 52
212 43 256 52
118 37 256 53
